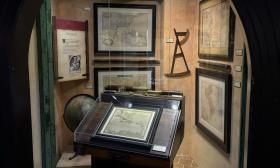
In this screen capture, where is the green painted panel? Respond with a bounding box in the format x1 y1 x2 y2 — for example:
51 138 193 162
36 0 56 167
238 47 248 168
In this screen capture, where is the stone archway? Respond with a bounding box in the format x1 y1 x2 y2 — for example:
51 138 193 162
1 0 279 167
1 0 43 167
231 1 280 167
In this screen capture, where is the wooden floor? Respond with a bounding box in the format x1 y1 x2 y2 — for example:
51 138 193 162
173 153 199 168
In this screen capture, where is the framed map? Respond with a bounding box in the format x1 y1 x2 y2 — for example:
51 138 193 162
94 67 155 98
93 104 162 147
93 3 156 56
199 0 235 61
99 106 156 141
195 68 232 153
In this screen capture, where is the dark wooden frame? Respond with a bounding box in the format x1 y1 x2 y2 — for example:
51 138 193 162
93 3 156 56
94 67 155 98
36 0 57 167
93 103 163 149
52 17 89 81
195 68 232 153
198 0 236 61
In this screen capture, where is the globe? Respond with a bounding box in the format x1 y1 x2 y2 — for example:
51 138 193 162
64 94 96 132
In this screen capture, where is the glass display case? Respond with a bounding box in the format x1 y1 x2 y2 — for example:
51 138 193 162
74 92 185 168
52 1 190 167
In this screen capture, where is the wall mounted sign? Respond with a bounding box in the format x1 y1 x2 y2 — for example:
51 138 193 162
195 68 232 153
53 17 88 82
233 81 241 88
199 0 235 61
235 49 243 56
94 3 156 56
94 67 155 98
234 65 242 72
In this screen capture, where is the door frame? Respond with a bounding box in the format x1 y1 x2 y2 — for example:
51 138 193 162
1 0 280 167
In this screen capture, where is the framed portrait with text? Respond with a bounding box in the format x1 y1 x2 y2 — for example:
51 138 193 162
53 17 89 82
93 3 156 56
199 0 235 61
195 68 232 153
94 67 155 98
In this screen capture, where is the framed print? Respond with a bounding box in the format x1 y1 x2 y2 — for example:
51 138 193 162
199 0 235 61
195 68 232 153
93 3 156 56
94 67 155 98
93 104 162 148
53 17 89 82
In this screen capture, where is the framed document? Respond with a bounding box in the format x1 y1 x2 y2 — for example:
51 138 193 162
199 0 235 61
94 67 155 98
93 104 162 147
53 17 88 82
100 106 155 141
93 3 156 56
195 68 232 153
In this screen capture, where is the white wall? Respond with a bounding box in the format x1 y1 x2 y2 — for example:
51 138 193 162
28 24 42 168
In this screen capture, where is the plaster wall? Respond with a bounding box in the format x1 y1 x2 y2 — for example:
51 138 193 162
28 25 43 168
161 0 246 167
190 16 245 168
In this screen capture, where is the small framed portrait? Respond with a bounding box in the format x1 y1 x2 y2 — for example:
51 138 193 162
195 68 232 153
94 67 155 98
198 0 235 61
93 3 156 56
69 55 81 74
